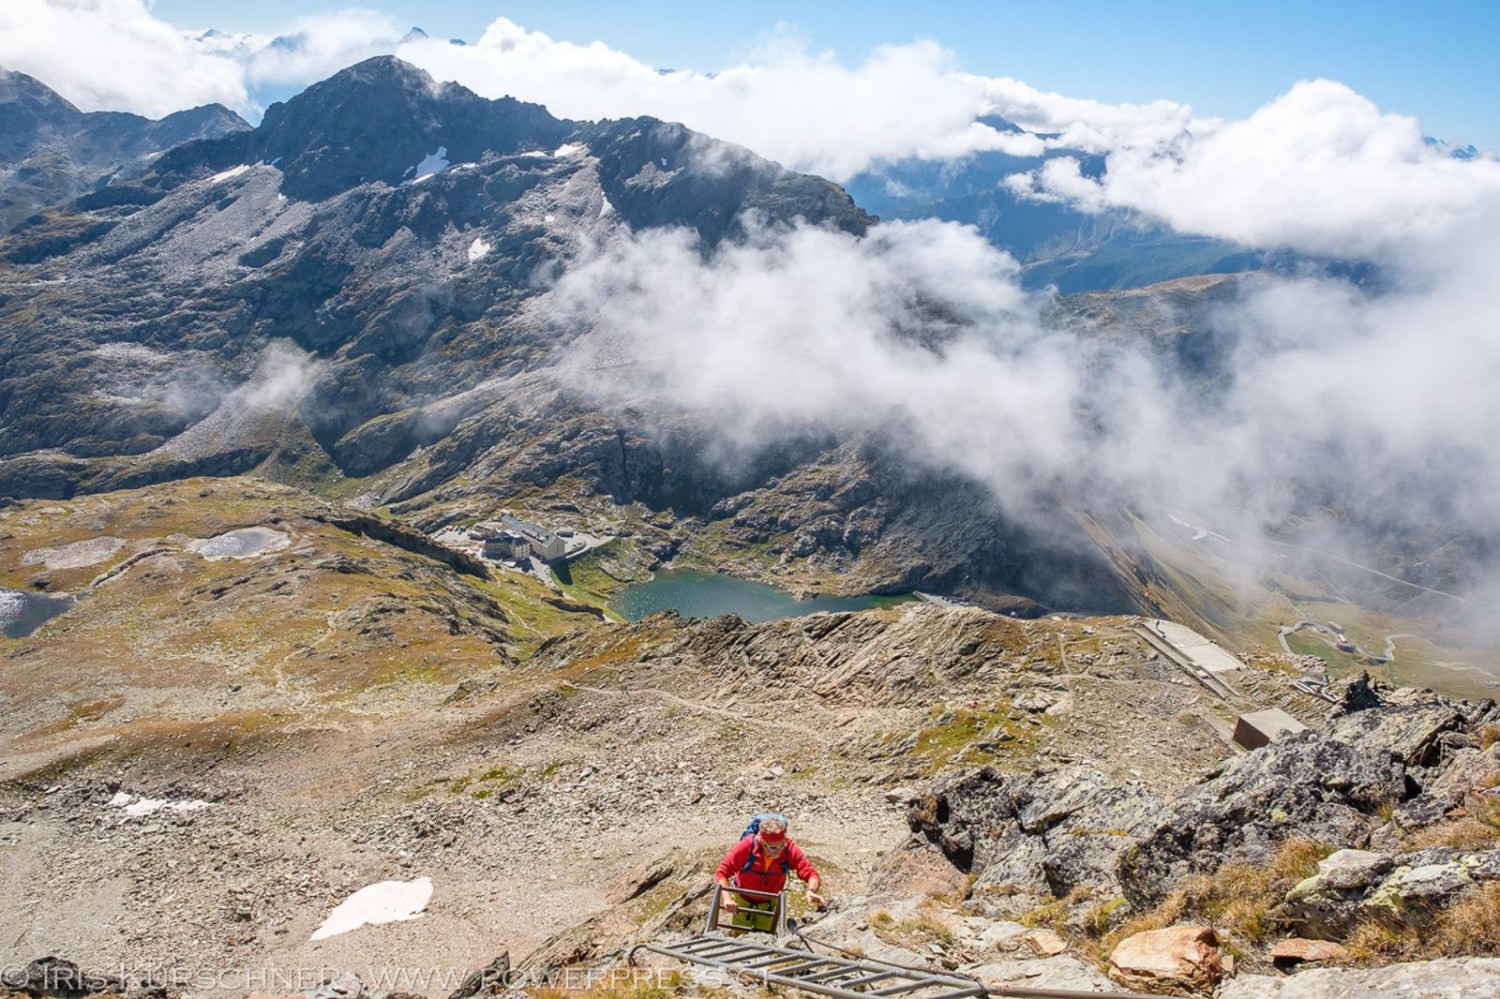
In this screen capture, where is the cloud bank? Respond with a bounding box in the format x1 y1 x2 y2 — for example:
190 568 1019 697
9 4 1500 641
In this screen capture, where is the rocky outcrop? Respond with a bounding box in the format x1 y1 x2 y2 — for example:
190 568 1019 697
1274 846 1500 939
1117 731 1408 908
907 731 1409 912
908 765 1162 902
310 512 491 580
1326 675 1471 767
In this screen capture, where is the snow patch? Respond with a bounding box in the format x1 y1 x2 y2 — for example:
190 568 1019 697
553 143 586 158
110 791 212 819
599 195 614 218
209 165 250 185
544 213 556 224
311 878 433 940
404 147 450 185
468 236 492 262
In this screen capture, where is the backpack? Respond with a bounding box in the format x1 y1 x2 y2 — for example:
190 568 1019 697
739 812 791 875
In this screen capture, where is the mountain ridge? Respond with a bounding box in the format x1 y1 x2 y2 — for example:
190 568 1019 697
0 65 249 233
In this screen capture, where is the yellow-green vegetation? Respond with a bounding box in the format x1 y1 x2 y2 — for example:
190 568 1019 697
0 477 625 768
555 539 634 613
868 903 956 950
1096 837 1330 963
1479 724 1500 751
1346 883 1500 962
1283 632 1341 666
431 764 524 801
473 570 608 656
1020 886 1094 933
904 703 1040 772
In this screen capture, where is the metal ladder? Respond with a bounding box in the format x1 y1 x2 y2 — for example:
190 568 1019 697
637 932 986 999
637 888 1160 999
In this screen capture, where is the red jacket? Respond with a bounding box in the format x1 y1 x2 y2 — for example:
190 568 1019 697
715 836 820 894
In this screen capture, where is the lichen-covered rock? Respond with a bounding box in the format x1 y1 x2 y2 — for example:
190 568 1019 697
1117 731 1407 908
1273 849 1395 939
908 765 1161 901
1275 847 1500 937
1326 676 1468 768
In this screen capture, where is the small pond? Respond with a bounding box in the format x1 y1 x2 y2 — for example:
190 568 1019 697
188 527 290 560
609 569 905 624
1 587 77 638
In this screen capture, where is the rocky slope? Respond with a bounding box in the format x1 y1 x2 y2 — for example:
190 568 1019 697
2 480 1498 997
0 67 248 235
0 57 1146 619
0 57 868 482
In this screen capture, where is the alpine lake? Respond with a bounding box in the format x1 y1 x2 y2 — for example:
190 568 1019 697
609 569 909 624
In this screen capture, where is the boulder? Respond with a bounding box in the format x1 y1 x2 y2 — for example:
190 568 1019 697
868 840 971 898
1269 938 1351 967
1107 925 1223 995
1022 928 1068 957
1277 847 1500 938
1367 862 1473 920
1118 731 1407 908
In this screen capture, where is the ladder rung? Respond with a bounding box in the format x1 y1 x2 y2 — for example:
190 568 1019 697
798 967 870 984
871 982 942 996
839 971 906 988
742 954 811 969
693 943 765 960
771 959 841 976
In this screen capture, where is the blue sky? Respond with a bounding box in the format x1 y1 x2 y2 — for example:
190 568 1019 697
144 0 1499 149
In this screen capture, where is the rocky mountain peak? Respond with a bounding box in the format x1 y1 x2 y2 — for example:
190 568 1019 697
152 55 572 200
0 65 80 117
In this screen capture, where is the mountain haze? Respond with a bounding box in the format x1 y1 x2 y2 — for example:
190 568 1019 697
0 66 248 235
0 57 1495 684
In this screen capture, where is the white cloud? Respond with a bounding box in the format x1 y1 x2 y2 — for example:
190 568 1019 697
229 10 409 89
0 0 248 117
1013 80 1500 264
394 22 1005 180
2 5 1192 178
550 201 1500 616
556 220 1087 514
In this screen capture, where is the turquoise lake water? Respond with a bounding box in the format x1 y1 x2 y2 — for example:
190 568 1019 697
609 569 904 624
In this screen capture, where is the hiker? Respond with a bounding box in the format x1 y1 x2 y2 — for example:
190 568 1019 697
714 813 826 931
